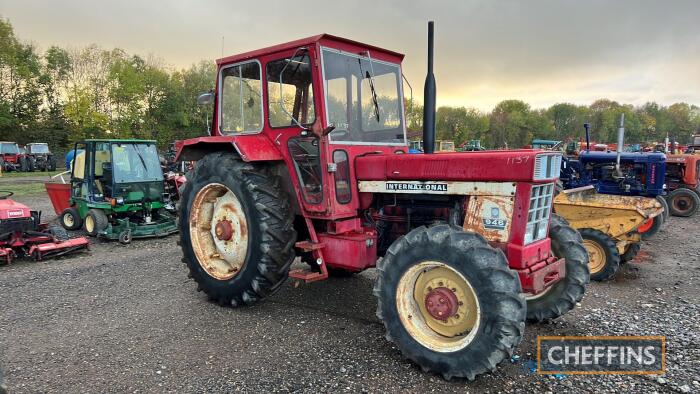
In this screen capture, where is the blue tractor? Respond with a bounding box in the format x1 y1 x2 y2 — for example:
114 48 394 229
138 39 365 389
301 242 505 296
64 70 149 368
559 118 669 239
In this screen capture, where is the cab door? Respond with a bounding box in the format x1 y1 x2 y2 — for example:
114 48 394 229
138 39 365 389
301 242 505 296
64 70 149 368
264 47 329 214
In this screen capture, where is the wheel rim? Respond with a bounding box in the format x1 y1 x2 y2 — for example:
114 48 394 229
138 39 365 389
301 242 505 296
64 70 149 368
583 239 607 274
672 195 693 214
85 215 94 233
396 261 480 353
64 213 74 227
637 218 653 233
189 183 249 281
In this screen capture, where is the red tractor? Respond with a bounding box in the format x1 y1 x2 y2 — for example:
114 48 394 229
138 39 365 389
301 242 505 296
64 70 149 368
0 141 30 172
665 154 700 217
176 23 589 379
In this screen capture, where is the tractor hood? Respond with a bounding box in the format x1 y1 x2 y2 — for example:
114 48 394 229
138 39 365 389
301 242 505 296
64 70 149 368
0 198 30 220
579 151 666 164
355 150 557 183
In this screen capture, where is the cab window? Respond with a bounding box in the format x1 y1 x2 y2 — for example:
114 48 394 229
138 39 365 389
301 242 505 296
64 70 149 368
220 61 263 134
266 54 315 127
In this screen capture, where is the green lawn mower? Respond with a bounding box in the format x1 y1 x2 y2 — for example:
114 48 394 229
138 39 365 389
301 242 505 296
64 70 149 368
52 139 178 244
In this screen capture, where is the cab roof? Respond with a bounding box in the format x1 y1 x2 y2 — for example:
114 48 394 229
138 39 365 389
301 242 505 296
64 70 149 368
216 34 405 66
82 139 156 143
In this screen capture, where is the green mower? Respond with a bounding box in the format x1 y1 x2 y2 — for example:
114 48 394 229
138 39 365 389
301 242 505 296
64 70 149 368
55 139 178 244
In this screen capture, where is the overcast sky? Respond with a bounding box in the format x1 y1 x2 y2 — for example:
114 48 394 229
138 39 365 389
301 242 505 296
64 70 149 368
2 0 698 111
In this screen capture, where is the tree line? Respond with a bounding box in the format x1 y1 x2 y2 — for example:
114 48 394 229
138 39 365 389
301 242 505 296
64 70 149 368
2 16 699 153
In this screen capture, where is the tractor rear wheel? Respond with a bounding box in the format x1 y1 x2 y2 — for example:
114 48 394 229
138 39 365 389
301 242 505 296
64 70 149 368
621 242 641 263
179 152 296 307
656 195 669 221
19 156 28 172
374 225 525 380
85 209 109 236
526 214 589 322
60 207 83 230
667 188 700 217
579 228 620 281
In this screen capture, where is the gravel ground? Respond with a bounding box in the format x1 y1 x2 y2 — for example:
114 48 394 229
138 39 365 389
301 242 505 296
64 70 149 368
0 190 698 393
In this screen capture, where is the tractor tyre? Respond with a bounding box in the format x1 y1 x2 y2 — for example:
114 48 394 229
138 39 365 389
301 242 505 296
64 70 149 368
374 224 525 380
19 156 28 172
60 207 83 230
526 215 589 322
655 195 669 222
49 225 70 241
667 188 700 217
85 209 109 236
579 228 620 281
621 243 641 264
28 157 36 172
48 156 57 171
179 152 296 307
638 215 664 240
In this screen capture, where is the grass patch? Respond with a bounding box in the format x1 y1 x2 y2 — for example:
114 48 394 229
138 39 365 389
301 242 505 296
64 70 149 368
0 170 64 178
0 182 47 197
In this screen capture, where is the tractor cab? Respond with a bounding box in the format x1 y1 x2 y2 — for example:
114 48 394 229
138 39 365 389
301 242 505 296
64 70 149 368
70 140 164 203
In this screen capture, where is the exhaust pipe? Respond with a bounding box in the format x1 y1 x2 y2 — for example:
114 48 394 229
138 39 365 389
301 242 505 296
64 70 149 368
422 21 436 154
616 113 625 175
584 123 591 151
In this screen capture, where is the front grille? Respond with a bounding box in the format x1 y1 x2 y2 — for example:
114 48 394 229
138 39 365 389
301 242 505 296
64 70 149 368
525 183 554 244
533 154 562 181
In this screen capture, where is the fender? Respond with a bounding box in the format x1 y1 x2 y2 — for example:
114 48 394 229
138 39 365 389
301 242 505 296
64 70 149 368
176 135 284 162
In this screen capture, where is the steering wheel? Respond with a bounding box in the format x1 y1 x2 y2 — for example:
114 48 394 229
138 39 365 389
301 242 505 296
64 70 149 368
0 190 14 199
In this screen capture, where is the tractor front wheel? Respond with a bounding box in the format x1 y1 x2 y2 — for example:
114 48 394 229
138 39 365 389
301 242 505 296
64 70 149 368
638 215 663 240
621 242 641 263
667 188 700 217
60 207 83 230
374 225 525 380
525 214 589 322
579 228 620 281
85 209 109 236
656 195 669 221
179 152 296 307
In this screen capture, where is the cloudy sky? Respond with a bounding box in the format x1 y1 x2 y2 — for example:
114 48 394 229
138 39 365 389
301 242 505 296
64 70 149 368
2 0 698 110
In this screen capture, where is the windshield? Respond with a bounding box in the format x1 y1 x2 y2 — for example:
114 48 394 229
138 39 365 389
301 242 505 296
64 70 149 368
0 143 19 154
321 48 405 145
111 143 164 184
29 144 49 153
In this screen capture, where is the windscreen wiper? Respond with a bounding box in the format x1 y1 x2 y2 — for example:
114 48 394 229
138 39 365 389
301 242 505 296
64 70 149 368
358 55 380 122
132 144 149 173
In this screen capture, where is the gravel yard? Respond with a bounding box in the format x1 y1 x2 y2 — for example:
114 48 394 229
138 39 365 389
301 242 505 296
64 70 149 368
0 181 698 393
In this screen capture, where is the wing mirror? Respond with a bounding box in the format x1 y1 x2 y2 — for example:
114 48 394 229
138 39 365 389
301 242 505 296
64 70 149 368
197 92 214 105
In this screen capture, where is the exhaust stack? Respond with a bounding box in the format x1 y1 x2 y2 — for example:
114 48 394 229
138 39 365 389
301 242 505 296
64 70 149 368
584 123 591 151
422 21 436 154
616 113 625 175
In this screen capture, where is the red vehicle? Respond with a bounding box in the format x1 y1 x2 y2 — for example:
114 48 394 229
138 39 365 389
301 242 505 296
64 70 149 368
0 141 29 172
175 23 589 379
665 154 700 217
0 190 89 264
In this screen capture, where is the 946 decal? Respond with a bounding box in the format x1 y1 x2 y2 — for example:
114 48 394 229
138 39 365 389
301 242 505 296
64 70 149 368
482 218 507 230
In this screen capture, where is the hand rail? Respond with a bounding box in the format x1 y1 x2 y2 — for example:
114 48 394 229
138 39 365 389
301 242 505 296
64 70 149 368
50 170 71 184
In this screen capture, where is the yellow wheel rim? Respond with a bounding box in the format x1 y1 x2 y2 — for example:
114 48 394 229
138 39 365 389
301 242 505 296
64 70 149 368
583 239 607 274
64 213 74 227
396 261 480 353
189 183 249 281
85 215 94 233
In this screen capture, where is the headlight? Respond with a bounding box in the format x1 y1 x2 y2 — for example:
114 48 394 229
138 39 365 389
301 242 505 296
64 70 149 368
526 183 554 244
533 153 562 181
